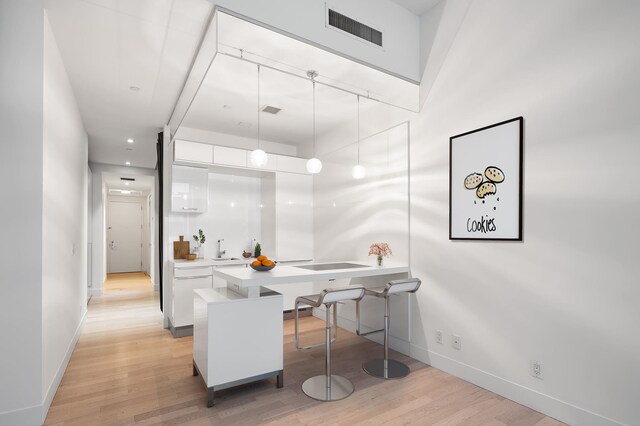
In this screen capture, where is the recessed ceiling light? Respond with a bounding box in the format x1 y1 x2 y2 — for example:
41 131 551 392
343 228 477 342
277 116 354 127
121 190 131 195
125 161 131 166
125 182 130 186
129 86 140 91
223 105 232 109
127 138 134 143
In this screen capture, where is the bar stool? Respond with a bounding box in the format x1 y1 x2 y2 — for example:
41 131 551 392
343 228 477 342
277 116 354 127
294 286 366 401
356 278 421 379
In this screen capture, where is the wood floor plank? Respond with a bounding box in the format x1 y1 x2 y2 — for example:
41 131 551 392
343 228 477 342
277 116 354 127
45 273 565 426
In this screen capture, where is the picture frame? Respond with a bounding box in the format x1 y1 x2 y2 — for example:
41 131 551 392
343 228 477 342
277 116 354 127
449 117 523 241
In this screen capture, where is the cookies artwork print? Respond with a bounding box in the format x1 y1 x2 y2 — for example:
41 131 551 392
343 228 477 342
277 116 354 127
449 118 523 240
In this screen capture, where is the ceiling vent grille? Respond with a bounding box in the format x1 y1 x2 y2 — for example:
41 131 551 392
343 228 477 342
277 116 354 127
328 9 383 47
120 177 136 181
261 105 282 115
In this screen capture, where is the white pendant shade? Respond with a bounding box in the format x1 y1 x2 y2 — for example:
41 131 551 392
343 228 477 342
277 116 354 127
352 164 366 179
250 149 268 167
306 157 322 174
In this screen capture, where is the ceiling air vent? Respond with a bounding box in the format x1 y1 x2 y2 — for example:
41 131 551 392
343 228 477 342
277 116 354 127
328 9 383 47
120 177 135 182
261 105 282 115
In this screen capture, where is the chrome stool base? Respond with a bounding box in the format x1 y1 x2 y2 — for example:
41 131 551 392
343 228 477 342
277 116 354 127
301 375 354 401
363 358 410 379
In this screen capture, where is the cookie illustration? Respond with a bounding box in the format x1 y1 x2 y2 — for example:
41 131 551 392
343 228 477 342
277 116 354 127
464 173 483 190
476 181 497 198
484 166 504 183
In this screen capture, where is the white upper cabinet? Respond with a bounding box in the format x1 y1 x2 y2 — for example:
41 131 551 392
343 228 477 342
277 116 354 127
213 146 247 168
171 165 209 213
275 155 309 174
173 141 311 175
245 151 277 171
275 172 313 261
174 140 213 164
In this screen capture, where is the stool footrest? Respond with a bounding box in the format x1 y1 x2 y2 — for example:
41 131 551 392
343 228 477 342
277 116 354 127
295 335 336 351
356 327 384 337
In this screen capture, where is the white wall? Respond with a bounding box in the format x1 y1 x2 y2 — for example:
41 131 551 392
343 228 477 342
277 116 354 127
406 1 640 425
89 163 157 295
313 122 411 345
0 1 44 424
41 11 89 417
211 0 421 81
0 3 89 424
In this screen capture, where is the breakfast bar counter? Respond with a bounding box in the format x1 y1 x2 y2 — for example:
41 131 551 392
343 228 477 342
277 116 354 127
214 260 410 297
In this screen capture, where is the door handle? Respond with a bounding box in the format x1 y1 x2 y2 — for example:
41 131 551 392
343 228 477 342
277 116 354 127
110 241 116 249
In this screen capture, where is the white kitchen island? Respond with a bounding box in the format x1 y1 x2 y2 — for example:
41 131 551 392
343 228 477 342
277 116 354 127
192 260 410 407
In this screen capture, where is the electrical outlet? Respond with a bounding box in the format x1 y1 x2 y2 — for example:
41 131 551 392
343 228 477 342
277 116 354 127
452 335 462 350
530 360 543 379
436 330 443 344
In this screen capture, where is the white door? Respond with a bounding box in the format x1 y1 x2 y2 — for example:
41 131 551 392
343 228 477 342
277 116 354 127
108 201 143 273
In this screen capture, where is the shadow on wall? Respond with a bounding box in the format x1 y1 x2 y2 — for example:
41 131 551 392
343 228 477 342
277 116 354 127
314 122 410 263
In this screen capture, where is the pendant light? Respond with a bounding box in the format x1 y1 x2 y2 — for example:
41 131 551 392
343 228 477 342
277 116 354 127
352 95 366 179
250 64 268 168
306 70 322 174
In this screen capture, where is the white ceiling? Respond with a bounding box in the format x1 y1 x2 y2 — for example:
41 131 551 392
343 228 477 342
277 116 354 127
44 1 419 166
44 0 213 169
182 54 369 146
390 0 443 16
179 11 419 148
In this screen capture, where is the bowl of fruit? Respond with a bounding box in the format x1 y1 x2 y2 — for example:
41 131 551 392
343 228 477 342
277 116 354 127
250 255 276 271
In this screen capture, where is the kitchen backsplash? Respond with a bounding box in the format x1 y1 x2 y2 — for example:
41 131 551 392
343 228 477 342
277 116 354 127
167 172 263 258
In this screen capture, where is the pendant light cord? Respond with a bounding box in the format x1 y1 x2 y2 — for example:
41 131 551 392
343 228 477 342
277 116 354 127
312 79 316 157
257 64 261 150
357 95 360 164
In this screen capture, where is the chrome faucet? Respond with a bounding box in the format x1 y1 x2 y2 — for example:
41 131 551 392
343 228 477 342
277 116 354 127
217 239 226 258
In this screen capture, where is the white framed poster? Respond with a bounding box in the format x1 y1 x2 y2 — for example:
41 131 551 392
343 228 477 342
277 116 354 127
449 117 523 240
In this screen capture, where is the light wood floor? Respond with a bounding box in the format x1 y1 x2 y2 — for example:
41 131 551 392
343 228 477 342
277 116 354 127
46 273 564 425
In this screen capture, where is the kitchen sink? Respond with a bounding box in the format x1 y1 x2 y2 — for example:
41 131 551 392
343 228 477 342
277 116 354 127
212 257 240 261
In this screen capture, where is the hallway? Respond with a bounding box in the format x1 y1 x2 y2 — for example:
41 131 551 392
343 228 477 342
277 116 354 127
45 274 562 425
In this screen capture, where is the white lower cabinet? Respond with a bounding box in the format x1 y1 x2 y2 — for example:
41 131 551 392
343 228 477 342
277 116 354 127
193 288 283 407
173 275 213 327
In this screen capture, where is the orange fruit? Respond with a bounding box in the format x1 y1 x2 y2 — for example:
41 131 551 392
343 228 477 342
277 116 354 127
251 260 261 267
257 255 267 262
262 260 275 267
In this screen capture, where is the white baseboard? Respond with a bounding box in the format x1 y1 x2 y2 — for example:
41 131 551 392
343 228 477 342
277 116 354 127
41 311 87 423
91 287 102 297
0 404 41 426
409 344 624 426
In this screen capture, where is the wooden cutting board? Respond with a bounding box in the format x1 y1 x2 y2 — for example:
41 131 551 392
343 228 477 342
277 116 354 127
173 236 190 260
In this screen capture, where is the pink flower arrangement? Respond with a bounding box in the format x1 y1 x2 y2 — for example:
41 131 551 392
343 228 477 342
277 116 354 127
369 242 392 257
